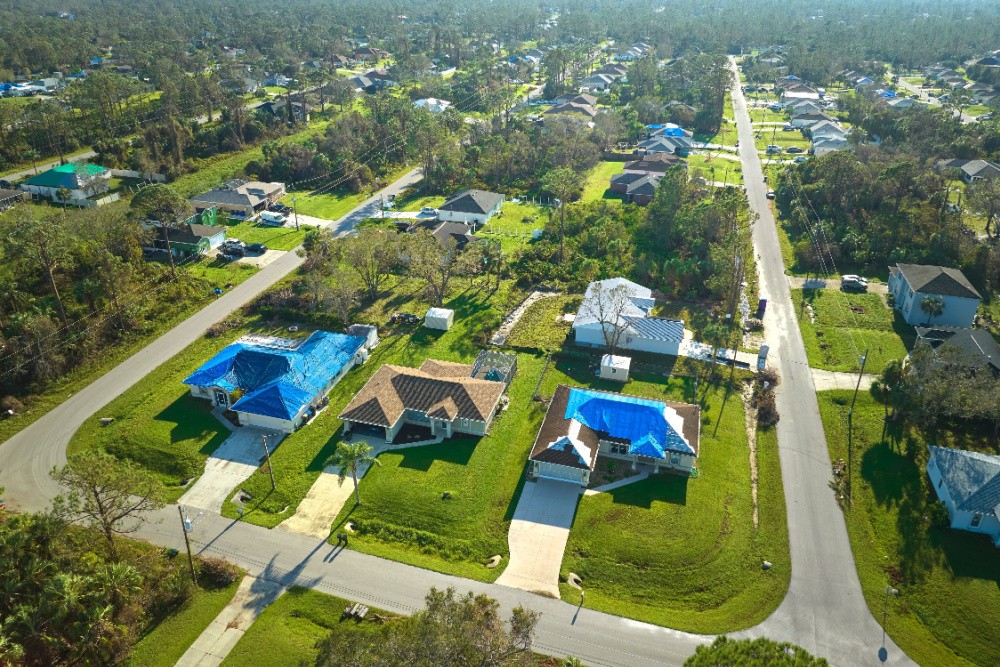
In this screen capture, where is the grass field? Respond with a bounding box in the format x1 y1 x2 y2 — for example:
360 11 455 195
792 288 912 374
694 121 740 148
127 576 245 667
280 164 413 221
220 587 394 667
965 104 992 118
547 360 790 633
580 161 625 203
818 392 1000 667
225 278 529 534
748 107 787 124
687 153 742 184
754 128 811 153
67 330 248 501
480 200 550 251
504 295 580 351
222 218 312 251
327 349 546 582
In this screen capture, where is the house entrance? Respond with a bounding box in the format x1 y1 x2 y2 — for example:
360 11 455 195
214 390 229 408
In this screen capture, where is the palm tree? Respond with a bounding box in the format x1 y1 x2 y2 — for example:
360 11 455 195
919 295 944 325
326 440 380 506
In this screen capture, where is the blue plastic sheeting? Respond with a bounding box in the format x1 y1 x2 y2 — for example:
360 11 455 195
184 331 365 421
564 388 694 458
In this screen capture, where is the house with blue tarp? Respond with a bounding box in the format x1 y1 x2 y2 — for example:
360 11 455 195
183 331 368 432
528 385 700 485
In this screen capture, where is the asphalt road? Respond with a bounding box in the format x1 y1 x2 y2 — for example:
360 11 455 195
0 167 422 513
727 58 913 666
894 77 975 124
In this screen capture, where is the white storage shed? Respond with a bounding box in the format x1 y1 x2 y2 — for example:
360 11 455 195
599 354 631 381
424 307 455 331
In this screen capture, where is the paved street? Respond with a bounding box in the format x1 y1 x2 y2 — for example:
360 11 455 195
894 77 975 124
727 57 913 666
0 168 421 514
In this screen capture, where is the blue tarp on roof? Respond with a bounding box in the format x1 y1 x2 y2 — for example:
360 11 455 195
660 123 685 137
184 331 365 422
564 388 694 458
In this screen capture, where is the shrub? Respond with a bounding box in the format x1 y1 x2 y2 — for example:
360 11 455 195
0 395 24 416
350 518 480 561
198 556 242 589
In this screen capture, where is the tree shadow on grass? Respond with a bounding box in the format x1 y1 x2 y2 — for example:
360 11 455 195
306 425 345 474
396 438 476 471
154 394 230 455
502 462 531 523
608 476 688 508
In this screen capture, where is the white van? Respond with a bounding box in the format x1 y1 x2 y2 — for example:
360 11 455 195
259 211 287 226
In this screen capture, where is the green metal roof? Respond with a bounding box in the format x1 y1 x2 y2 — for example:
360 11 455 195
21 163 108 189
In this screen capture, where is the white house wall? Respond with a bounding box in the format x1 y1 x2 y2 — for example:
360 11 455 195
238 411 296 433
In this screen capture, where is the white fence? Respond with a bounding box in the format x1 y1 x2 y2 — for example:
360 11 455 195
109 169 166 182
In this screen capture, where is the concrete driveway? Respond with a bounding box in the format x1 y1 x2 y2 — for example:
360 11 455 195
179 428 284 513
496 479 581 598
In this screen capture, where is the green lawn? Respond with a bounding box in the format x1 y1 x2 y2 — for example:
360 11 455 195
68 328 257 501
548 360 790 633
222 218 312 251
127 576 245 667
326 349 546 582
694 121 740 148
687 154 742 184
227 278 529 536
220 587 394 667
965 104 992 118
754 128 810 153
580 161 625 203
793 288 912 374
748 107 787 124
281 164 413 221
818 392 1000 667
504 295 580 351
480 200 550 251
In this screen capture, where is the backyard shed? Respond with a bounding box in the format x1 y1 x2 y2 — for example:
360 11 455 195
599 354 631 381
424 307 455 331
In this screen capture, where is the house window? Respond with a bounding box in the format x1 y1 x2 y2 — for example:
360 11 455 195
610 442 629 455
971 514 982 528
670 453 680 465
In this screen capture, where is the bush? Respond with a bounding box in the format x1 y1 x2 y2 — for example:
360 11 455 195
350 518 479 561
0 395 24 416
198 556 242 589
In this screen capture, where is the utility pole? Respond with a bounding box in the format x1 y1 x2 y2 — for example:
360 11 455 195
292 194 300 230
178 506 196 581
262 434 276 491
847 348 869 504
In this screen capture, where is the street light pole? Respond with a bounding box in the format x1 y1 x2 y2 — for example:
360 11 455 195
847 348 869 504
881 586 899 654
178 506 196 581
262 434 276 491
291 194 300 230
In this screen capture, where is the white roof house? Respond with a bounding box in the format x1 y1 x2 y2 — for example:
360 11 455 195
927 446 1000 547
573 278 684 356
413 97 452 114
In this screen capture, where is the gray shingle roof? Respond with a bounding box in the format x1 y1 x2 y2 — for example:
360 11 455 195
915 326 1000 372
930 446 1000 516
439 189 503 215
895 263 982 300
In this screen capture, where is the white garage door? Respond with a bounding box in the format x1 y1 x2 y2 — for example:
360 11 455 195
538 461 585 484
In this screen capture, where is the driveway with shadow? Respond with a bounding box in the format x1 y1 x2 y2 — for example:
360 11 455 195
496 478 582 598
179 427 284 513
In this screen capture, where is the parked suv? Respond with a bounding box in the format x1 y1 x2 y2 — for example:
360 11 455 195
765 144 782 154
840 275 869 292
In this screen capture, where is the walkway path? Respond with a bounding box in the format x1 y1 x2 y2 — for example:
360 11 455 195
811 369 876 392
495 479 582 598
489 289 562 346
727 57 913 666
583 469 649 496
175 576 286 667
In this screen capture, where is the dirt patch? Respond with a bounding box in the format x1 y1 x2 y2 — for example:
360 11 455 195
740 384 760 529
587 456 638 488
849 305 866 315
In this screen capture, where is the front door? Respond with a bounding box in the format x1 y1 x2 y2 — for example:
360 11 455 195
214 390 229 408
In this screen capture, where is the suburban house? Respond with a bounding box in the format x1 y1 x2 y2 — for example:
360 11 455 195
886 97 922 110
259 100 309 123
407 219 479 249
572 277 685 356
19 163 111 201
183 331 370 432
935 159 1000 183
528 384 700 485
790 111 832 127
915 326 1000 373
190 179 286 220
545 101 598 119
413 97 452 113
638 135 693 156
555 93 598 107
622 153 685 174
811 136 849 156
349 75 375 92
780 87 821 105
888 263 982 328
581 73 615 91
437 189 504 225
926 446 1000 547
0 188 29 211
338 351 516 442
609 172 660 205
353 47 387 62
152 208 226 257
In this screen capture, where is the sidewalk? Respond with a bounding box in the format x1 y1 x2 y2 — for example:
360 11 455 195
175 576 285 667
179 428 284 514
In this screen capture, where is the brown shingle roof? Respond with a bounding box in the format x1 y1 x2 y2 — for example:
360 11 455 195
339 362 504 427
